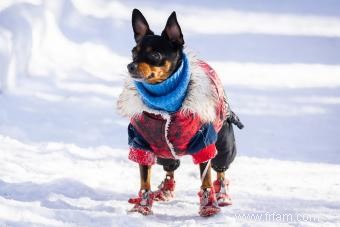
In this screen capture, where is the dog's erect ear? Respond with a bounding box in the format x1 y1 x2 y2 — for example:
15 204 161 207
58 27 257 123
161 12 184 46
132 9 154 43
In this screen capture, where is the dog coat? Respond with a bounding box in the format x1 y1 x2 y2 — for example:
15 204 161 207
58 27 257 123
117 54 228 165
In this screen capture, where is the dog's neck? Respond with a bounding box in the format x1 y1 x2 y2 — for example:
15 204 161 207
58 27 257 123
117 52 219 123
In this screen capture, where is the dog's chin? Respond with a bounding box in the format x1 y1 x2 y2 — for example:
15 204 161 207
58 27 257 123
129 73 145 82
129 73 158 84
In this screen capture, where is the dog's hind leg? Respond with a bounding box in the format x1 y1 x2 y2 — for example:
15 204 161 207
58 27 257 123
213 170 232 206
211 119 237 207
217 171 225 181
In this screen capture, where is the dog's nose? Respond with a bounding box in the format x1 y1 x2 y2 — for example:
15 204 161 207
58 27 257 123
127 62 138 73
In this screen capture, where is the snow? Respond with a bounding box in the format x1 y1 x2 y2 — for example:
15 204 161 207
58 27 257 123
1 0 340 226
71 0 340 37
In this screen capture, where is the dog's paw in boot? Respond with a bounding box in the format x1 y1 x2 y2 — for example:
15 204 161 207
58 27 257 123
129 189 154 215
198 188 221 217
154 175 176 202
213 177 232 206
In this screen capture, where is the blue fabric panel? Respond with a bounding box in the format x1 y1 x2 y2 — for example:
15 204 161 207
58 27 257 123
187 123 217 154
128 123 152 151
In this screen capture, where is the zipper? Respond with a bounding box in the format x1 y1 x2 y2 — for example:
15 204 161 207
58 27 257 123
163 113 179 159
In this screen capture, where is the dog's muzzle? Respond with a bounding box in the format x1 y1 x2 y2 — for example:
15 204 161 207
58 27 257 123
127 62 143 80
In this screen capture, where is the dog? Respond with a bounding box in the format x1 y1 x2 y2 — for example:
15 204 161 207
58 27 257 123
117 9 242 217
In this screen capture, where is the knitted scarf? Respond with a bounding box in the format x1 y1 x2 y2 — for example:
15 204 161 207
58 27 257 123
134 53 190 112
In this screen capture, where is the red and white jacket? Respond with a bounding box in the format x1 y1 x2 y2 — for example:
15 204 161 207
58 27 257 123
117 55 228 165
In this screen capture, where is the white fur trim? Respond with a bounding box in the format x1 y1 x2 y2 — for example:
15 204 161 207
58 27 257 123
116 53 218 122
180 54 218 122
163 113 180 159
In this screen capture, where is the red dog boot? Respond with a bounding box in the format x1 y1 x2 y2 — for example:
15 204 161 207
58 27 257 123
153 175 176 201
198 188 221 217
213 178 232 206
128 189 154 215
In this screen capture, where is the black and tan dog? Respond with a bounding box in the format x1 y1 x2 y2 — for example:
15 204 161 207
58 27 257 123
117 9 242 217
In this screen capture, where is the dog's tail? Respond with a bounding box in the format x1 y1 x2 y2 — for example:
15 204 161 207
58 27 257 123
228 111 244 130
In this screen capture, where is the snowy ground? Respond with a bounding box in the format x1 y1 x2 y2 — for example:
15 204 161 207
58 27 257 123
1 0 340 226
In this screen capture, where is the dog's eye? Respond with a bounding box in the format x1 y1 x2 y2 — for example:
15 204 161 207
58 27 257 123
150 52 161 62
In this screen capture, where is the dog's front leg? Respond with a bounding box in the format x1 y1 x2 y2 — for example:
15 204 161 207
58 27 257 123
129 164 154 215
200 161 212 189
153 158 178 201
153 170 176 201
139 164 151 191
198 161 220 216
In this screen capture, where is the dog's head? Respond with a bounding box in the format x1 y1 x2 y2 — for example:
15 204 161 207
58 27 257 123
127 9 184 84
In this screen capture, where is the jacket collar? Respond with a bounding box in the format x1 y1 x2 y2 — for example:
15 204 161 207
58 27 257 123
117 52 217 122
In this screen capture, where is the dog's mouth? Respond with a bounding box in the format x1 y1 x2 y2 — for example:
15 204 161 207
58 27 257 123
129 72 144 81
129 73 140 79
129 72 156 83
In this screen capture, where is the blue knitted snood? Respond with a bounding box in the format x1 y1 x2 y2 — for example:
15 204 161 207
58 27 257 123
134 53 190 112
